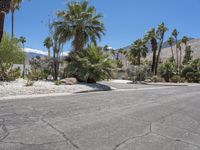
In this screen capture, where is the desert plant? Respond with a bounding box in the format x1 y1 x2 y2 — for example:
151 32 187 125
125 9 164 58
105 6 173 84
54 80 62 86
186 72 195 82
170 75 181 83
65 44 116 83
159 62 176 82
151 76 164 83
181 66 194 78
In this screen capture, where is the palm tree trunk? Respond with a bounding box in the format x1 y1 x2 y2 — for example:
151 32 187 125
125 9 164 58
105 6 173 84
48 48 50 58
0 12 5 43
179 48 182 69
170 46 175 62
11 10 14 38
151 38 157 74
155 36 164 75
175 38 179 70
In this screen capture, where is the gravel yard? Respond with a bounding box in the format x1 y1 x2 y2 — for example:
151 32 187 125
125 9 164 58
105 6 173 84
0 79 111 99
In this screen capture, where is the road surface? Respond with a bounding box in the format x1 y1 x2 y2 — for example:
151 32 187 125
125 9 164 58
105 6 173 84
0 83 200 150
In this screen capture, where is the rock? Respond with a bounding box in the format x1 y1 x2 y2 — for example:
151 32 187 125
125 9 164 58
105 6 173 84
144 79 152 83
47 75 54 80
60 78 78 85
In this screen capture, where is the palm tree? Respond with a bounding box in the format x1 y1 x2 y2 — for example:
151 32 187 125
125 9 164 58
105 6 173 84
129 39 148 65
177 41 182 70
43 37 53 58
167 37 175 62
118 48 123 61
53 1 105 53
182 36 189 47
10 0 23 38
145 28 158 74
172 29 179 69
155 22 168 75
19 36 26 77
0 0 11 43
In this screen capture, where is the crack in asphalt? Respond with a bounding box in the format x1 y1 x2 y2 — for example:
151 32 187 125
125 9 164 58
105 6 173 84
0 118 9 141
151 132 200 149
112 123 152 150
113 108 200 150
40 113 80 150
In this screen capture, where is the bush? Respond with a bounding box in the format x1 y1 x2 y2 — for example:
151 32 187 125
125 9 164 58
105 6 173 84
186 72 195 82
127 65 149 82
65 45 116 83
0 63 21 81
54 80 62 86
170 75 181 83
159 62 176 82
151 76 164 83
193 72 200 83
181 66 194 78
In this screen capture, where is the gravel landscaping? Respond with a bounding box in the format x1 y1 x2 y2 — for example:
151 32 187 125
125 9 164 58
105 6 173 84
0 79 112 99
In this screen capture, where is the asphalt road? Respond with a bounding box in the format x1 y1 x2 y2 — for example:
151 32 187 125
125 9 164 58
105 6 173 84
0 84 200 150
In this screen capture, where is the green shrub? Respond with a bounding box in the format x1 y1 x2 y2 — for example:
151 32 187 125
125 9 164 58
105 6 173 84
181 66 194 78
127 65 149 82
159 62 176 82
0 63 21 81
65 45 116 83
193 72 200 83
186 72 195 82
151 76 164 83
170 75 181 83
54 80 62 86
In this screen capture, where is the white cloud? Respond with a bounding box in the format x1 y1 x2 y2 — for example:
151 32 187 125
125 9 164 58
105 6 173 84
24 47 48 56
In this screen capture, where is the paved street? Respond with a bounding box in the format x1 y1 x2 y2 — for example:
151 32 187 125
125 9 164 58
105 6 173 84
0 83 200 150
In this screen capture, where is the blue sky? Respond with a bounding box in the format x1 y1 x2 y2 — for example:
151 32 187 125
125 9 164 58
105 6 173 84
4 0 200 52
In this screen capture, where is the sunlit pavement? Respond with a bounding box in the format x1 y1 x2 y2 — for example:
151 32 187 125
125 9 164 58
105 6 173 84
1 83 200 150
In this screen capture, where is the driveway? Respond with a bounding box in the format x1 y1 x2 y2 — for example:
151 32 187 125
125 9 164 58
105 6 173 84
0 83 200 150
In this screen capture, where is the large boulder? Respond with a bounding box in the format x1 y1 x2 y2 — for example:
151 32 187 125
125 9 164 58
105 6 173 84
60 78 78 85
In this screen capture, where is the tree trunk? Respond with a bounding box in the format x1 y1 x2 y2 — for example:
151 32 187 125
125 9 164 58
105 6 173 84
179 48 182 69
73 29 84 53
53 47 57 80
175 38 179 70
11 11 14 38
48 48 50 58
0 12 5 43
170 46 175 62
151 38 158 74
155 36 164 75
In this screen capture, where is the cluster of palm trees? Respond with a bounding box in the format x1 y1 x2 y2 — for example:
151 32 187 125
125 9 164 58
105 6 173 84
126 23 192 76
43 1 105 80
126 22 168 75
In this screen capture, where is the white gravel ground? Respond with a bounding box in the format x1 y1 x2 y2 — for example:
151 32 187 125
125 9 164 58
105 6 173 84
0 79 111 99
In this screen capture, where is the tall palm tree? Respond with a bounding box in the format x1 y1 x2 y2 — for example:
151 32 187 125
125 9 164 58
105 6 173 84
53 1 105 53
182 36 189 47
129 39 148 65
10 0 23 38
177 41 182 70
145 28 158 74
155 22 168 75
172 29 179 69
167 37 175 62
0 0 11 43
43 37 53 58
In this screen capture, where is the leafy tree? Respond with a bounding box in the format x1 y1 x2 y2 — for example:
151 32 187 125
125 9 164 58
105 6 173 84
53 1 105 53
65 44 116 83
0 33 24 64
128 39 148 65
43 37 53 58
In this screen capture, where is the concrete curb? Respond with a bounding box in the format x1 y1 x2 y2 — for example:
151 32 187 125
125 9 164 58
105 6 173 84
141 81 200 87
0 85 115 101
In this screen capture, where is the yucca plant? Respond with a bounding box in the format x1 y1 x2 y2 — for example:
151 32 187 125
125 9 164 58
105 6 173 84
65 44 116 83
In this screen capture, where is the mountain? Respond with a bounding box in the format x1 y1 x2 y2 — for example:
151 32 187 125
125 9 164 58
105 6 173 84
24 47 69 59
118 38 200 61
